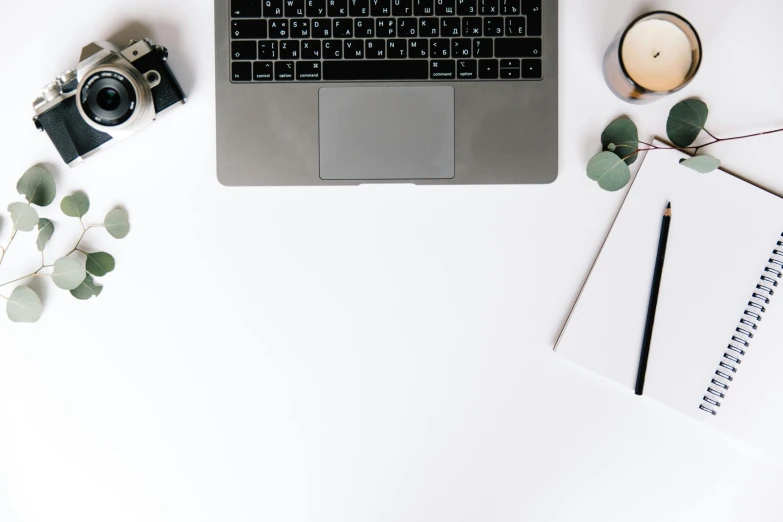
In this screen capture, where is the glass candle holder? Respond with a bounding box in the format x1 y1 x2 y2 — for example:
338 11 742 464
603 11 702 104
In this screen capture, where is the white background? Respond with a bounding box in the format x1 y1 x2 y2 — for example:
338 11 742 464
2 1 783 521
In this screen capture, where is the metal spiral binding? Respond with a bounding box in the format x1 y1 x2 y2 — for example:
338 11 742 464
698 233 783 415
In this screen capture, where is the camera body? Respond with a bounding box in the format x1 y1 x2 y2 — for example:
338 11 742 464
33 39 186 166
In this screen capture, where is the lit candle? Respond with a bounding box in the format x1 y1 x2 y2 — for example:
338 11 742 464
603 12 702 104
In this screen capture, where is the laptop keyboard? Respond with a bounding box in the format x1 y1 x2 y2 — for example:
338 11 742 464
229 0 543 82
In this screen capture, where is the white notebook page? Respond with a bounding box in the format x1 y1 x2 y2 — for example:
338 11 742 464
556 142 783 458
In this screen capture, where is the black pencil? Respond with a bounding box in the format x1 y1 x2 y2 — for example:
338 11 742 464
635 202 672 396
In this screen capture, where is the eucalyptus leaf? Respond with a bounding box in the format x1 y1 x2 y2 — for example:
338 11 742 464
6 285 43 323
667 99 709 147
70 274 103 300
17 166 56 207
8 203 39 232
52 257 87 290
587 152 632 192
104 208 130 239
36 218 55 252
60 192 90 218
679 155 721 174
85 252 115 277
601 118 639 165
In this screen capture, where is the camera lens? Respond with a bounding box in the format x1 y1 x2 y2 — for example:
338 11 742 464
96 87 121 111
79 71 138 127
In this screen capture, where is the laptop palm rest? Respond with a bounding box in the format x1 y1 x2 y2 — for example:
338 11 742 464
318 87 455 180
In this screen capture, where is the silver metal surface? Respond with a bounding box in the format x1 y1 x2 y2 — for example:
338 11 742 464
319 87 454 180
214 0 559 186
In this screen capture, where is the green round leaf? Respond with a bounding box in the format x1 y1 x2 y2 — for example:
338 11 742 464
679 155 721 174
8 203 39 232
587 152 632 192
85 252 116 277
601 118 639 165
17 166 56 207
104 208 130 239
60 192 90 218
70 274 103 300
6 285 43 323
667 99 709 148
52 257 87 290
36 218 55 252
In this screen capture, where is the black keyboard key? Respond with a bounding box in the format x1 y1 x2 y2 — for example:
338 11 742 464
500 59 519 79
355 18 375 36
413 0 434 16
419 17 438 36
376 18 396 37
232 41 258 60
328 0 348 15
456 0 477 15
371 0 391 15
484 17 503 36
333 18 353 37
264 0 284 16
522 0 541 35
479 0 497 15
463 17 481 36
473 38 492 57
291 19 310 37
521 58 542 78
452 38 471 58
500 0 519 14
268 19 289 37
253 61 274 80
323 40 343 59
387 39 407 58
392 0 413 16
306 0 327 15
349 0 370 15
440 17 460 37
284 0 305 16
344 40 364 58
408 38 428 58
506 17 525 36
296 61 322 80
232 20 267 39
494 37 542 57
301 39 321 58
280 40 300 59
324 60 428 80
275 61 295 80
478 59 498 79
435 0 455 15
312 19 332 37
231 0 262 17
457 59 477 79
430 39 450 58
398 17 417 36
366 39 386 57
258 40 278 59
232 61 252 81
430 59 455 79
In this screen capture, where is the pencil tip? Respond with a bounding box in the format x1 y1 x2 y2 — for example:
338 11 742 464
666 202 671 209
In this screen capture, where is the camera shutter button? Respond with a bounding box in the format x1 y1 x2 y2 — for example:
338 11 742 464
41 81 61 101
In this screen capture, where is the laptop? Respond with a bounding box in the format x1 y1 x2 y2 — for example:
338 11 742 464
214 0 558 185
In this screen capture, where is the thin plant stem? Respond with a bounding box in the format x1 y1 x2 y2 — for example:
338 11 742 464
619 126 783 159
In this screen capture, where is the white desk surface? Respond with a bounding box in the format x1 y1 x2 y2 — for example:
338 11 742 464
2 1 783 521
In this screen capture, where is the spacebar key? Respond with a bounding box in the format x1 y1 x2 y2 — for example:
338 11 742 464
324 60 428 81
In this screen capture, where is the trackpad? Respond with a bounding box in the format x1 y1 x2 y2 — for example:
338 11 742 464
319 87 455 180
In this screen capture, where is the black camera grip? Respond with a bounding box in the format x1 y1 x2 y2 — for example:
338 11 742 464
36 97 112 164
132 49 187 113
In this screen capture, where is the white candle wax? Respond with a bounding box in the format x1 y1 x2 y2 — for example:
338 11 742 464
621 19 694 92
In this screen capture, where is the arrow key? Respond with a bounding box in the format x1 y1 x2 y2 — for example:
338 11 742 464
231 0 262 17
521 58 542 79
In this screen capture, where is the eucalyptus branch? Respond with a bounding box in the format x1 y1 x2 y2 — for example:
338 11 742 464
588 98 783 192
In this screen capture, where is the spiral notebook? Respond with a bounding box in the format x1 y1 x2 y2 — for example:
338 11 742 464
555 141 783 459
